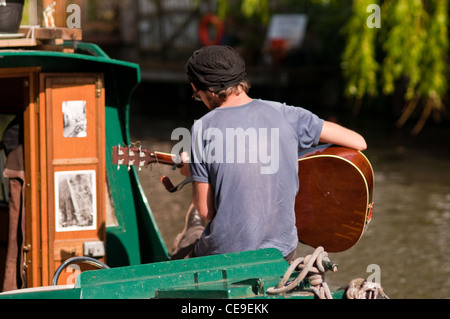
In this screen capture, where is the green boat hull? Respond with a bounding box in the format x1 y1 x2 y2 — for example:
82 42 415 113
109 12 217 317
0 248 344 299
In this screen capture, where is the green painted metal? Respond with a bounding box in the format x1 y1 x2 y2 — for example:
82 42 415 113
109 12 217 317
0 248 345 299
75 248 287 299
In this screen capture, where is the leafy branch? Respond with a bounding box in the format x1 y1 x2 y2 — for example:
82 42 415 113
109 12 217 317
342 0 449 134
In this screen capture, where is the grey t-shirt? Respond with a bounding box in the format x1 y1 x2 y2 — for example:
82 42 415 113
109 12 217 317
190 99 324 257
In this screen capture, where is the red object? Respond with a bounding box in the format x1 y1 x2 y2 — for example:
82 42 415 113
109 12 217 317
161 176 174 192
199 14 225 46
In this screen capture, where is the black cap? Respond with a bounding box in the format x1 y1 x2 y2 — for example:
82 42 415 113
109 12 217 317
185 45 246 92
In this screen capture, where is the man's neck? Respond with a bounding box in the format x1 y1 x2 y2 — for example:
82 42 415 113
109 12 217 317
219 92 253 108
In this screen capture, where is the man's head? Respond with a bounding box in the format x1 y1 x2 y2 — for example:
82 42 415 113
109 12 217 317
185 46 250 109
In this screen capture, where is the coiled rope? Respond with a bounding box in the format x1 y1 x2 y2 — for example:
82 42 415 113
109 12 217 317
266 246 337 298
345 278 389 299
266 246 389 299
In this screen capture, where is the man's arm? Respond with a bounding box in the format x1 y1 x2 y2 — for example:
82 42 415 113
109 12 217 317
180 152 216 222
193 181 216 222
319 121 367 151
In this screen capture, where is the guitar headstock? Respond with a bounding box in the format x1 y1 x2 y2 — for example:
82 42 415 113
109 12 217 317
112 145 182 171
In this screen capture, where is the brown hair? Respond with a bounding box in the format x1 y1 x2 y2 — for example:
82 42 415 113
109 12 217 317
215 80 251 99
192 80 251 103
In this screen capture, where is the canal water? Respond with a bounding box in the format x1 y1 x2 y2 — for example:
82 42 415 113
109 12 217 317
130 113 450 299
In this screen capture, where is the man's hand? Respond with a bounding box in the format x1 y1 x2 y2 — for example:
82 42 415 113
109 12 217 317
179 152 191 177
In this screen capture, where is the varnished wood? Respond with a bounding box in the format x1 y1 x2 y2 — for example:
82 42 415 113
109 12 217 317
42 73 106 285
295 145 374 252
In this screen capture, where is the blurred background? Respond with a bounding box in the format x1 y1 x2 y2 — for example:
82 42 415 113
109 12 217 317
21 0 450 298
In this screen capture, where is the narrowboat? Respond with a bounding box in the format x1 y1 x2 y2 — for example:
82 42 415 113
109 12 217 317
0 27 383 300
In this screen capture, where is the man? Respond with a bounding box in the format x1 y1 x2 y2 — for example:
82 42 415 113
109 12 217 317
172 45 366 261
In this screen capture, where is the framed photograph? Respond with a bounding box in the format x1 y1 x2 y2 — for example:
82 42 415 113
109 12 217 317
55 170 97 232
62 100 87 138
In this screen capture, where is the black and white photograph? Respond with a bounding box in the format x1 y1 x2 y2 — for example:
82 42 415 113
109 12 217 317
55 170 97 232
62 100 87 138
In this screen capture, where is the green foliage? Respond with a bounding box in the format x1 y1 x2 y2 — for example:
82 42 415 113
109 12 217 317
217 0 270 24
342 0 380 102
342 0 449 134
212 0 448 133
381 0 428 100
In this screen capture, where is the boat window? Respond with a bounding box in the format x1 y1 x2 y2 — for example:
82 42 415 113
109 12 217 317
0 75 28 203
0 77 29 114
0 114 17 203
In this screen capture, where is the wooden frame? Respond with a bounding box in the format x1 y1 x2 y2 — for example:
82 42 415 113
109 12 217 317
0 67 107 287
40 73 106 285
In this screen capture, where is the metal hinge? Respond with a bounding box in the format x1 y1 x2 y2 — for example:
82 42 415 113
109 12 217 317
23 244 31 270
95 77 103 98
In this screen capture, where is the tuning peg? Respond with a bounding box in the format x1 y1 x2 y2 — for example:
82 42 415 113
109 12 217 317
117 145 124 156
117 159 124 171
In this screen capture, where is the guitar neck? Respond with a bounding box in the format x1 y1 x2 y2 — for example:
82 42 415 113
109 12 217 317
112 146 183 169
152 151 181 166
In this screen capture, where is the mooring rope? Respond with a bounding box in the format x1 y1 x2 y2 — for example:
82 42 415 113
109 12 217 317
266 246 337 298
345 278 389 299
266 246 389 299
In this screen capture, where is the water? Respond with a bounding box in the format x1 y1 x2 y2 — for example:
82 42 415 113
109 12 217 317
130 116 450 299
325 144 450 299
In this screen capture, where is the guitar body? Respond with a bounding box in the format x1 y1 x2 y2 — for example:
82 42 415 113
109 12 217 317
295 145 374 253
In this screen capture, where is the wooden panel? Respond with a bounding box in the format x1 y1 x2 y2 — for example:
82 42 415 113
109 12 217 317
53 238 99 261
41 73 106 285
0 27 82 48
23 69 42 288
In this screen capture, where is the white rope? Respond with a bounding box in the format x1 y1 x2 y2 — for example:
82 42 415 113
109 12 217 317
266 246 389 299
345 278 389 299
266 246 337 298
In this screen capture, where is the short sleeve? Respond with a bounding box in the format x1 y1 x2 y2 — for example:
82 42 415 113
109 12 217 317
264 101 324 150
190 121 210 183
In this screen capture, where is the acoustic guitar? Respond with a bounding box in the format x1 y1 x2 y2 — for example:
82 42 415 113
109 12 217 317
112 144 374 253
296 144 374 252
